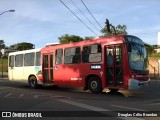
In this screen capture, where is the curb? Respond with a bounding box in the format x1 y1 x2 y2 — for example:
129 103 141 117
0 77 8 80
150 79 160 83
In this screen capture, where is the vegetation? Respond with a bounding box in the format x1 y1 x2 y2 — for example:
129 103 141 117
58 34 83 44
9 42 35 51
0 58 8 72
58 20 128 44
148 53 160 59
0 40 5 49
101 24 128 36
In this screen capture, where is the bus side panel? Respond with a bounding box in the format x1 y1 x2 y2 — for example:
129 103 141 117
53 63 103 87
12 67 24 81
23 66 36 80
8 67 13 80
53 64 84 86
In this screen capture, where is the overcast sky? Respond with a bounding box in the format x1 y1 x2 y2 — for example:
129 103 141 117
0 0 160 48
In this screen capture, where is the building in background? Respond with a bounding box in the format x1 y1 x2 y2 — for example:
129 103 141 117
154 32 160 53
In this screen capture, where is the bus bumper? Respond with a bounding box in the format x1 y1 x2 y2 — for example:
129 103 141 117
128 78 150 90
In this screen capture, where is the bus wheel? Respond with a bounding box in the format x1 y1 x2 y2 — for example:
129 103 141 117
88 76 102 94
29 76 37 89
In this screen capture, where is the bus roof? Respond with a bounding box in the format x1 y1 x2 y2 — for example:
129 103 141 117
41 35 125 52
8 48 41 55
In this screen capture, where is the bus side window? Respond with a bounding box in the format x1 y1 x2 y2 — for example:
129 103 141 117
24 53 35 66
82 44 101 63
36 52 41 66
82 46 90 63
56 49 63 64
64 47 81 64
15 54 23 67
9 55 14 67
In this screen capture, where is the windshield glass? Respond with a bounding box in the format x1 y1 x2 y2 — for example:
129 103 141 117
125 36 148 71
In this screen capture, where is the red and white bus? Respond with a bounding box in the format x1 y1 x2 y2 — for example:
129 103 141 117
8 35 150 93
38 35 149 93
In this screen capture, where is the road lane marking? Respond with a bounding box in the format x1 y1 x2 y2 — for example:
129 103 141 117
19 94 24 98
4 93 12 98
34 95 39 99
149 103 160 105
111 105 147 111
58 99 145 120
58 99 110 111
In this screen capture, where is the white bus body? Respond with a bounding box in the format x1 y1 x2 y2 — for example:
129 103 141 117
8 48 42 87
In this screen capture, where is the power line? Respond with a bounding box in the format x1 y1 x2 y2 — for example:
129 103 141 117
59 0 98 36
81 0 103 29
70 0 102 35
128 32 158 35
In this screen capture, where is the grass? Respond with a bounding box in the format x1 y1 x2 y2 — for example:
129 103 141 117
0 58 8 72
148 53 160 59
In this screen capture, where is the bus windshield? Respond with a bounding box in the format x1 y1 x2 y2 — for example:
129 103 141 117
125 35 148 71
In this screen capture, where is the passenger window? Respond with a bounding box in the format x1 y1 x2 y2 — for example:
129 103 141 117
56 49 63 64
15 54 23 67
64 47 81 64
82 44 101 63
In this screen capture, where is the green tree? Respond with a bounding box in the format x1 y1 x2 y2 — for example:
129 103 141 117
146 45 155 56
0 40 5 49
84 36 94 40
101 24 127 36
58 34 83 44
9 42 35 51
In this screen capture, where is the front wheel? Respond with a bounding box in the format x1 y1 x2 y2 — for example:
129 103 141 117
28 76 38 89
88 76 102 94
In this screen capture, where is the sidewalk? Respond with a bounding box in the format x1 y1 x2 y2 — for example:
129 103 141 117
0 72 8 80
150 79 160 83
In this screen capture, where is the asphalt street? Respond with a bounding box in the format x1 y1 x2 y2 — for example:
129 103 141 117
0 79 160 120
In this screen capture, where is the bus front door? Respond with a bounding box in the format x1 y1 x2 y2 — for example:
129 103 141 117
106 45 123 87
43 54 54 83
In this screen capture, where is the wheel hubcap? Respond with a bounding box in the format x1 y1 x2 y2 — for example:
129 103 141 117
91 81 98 89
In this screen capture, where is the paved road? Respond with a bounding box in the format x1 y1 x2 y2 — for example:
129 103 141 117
0 79 160 120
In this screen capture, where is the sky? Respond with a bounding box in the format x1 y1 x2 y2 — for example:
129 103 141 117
0 0 160 48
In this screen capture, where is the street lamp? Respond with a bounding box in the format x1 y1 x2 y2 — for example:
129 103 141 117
0 9 15 16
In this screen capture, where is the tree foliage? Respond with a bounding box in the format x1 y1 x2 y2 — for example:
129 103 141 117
58 34 84 44
146 45 155 56
84 36 94 40
9 42 35 51
101 24 128 36
0 40 5 49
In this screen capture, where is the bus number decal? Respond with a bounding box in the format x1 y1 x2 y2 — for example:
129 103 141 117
90 65 101 70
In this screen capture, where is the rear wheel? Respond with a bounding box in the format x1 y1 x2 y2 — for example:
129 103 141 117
88 76 102 94
28 76 38 88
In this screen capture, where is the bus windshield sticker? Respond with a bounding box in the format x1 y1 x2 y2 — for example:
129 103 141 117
90 65 101 70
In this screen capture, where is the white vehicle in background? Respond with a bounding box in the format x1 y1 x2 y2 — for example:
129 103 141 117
8 48 42 88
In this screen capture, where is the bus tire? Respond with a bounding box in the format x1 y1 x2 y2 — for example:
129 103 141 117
88 76 102 94
28 76 38 89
